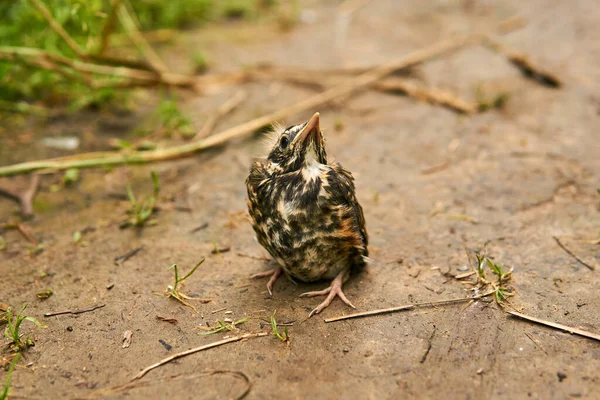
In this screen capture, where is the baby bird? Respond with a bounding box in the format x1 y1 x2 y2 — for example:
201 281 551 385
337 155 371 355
246 112 368 317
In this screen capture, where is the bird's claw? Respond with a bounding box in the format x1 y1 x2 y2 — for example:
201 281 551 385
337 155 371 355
250 267 283 296
301 272 355 318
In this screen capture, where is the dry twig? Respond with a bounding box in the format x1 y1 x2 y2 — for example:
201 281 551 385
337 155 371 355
374 78 478 113
0 223 38 245
482 36 561 87
325 290 494 323
0 46 193 87
553 236 596 271
132 332 268 381
192 90 248 140
44 304 105 317
85 370 251 399
508 311 600 342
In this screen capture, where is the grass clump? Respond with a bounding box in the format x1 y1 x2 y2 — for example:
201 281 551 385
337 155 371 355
121 171 160 229
166 259 205 311
4 304 46 352
198 318 248 335
469 251 513 305
155 97 194 137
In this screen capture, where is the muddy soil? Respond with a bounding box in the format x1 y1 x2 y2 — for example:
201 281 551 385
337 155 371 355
1 1 599 399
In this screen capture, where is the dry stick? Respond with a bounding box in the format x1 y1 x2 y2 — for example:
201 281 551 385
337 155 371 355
0 47 193 87
373 78 478 114
192 90 248 140
552 236 596 271
508 311 600 342
0 223 38 245
85 370 251 400
117 2 169 73
325 290 495 323
44 304 106 317
132 332 268 381
0 33 481 178
524 332 547 355
97 0 123 56
482 36 561 88
252 67 474 113
113 246 144 265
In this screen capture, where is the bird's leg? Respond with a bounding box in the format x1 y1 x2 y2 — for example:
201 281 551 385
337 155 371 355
299 268 355 317
250 267 283 296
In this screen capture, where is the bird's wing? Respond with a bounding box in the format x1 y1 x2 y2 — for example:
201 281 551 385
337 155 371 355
327 162 368 250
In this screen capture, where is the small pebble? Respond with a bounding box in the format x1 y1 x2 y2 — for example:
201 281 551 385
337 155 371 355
66 326 73 332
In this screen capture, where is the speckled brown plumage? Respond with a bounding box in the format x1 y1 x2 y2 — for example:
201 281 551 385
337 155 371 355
246 112 368 317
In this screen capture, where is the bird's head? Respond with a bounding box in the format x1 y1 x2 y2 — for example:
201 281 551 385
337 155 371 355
267 112 327 173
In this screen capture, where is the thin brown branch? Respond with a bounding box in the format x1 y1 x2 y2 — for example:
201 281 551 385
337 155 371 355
0 223 38 245
508 311 600 342
524 332 547 354
97 0 123 56
0 46 194 88
253 67 475 113
552 236 596 271
28 0 85 57
117 2 169 73
132 332 268 381
85 370 251 400
44 303 106 317
482 36 561 88
374 78 478 113
325 290 495 323
193 90 248 140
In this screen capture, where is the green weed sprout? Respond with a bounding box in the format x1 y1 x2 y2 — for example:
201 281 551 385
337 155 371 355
4 304 46 352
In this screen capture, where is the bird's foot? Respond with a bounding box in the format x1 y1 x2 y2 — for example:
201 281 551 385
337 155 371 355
299 270 355 318
250 267 283 296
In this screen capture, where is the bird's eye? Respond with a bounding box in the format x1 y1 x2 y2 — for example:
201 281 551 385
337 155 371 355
280 136 289 149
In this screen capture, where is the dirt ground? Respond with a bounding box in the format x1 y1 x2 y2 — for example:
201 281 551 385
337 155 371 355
2 0 600 399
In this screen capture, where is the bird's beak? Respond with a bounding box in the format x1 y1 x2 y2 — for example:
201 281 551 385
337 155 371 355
292 112 321 147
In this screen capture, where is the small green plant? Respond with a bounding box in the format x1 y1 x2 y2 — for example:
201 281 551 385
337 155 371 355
26 242 45 256
193 51 209 74
4 304 46 352
475 85 509 112
73 230 88 246
156 97 194 137
198 318 248 335
270 310 289 342
121 171 160 229
63 168 79 185
1 353 21 400
467 251 513 305
36 289 53 300
166 259 205 311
